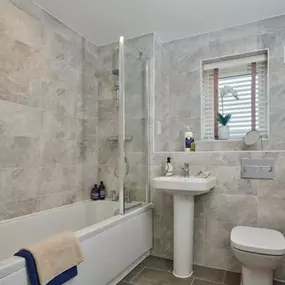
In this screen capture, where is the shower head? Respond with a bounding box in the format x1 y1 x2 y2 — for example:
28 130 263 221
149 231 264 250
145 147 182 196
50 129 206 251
112 69 119 76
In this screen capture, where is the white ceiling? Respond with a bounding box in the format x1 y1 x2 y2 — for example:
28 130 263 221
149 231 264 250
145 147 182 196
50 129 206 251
35 0 285 46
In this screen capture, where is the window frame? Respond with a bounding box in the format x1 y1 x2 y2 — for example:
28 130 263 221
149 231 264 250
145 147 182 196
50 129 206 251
201 50 269 141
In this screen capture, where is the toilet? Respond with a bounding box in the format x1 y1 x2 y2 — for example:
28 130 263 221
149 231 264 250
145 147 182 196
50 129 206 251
231 226 285 285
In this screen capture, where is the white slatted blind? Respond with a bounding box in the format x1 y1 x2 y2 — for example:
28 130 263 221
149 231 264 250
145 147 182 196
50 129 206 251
202 71 215 140
202 59 268 140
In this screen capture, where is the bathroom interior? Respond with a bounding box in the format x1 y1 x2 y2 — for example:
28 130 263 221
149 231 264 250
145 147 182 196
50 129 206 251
1 0 285 285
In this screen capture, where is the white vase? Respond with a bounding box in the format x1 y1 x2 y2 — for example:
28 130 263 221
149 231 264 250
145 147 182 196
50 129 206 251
218 125 230 140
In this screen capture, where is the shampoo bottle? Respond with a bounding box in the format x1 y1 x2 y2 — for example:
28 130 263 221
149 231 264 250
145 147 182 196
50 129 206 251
91 184 99 201
99 181 106 200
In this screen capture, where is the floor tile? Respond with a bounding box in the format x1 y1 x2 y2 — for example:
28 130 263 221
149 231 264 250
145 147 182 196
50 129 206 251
123 265 144 282
193 265 225 283
140 256 173 272
117 282 130 285
224 271 241 285
132 268 193 285
192 279 220 285
274 281 285 285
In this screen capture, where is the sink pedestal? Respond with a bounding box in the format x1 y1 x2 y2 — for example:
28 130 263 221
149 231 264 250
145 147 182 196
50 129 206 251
173 195 194 278
152 176 216 279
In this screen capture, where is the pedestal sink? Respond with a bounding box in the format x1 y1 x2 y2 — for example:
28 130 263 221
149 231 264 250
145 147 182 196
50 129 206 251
153 176 216 278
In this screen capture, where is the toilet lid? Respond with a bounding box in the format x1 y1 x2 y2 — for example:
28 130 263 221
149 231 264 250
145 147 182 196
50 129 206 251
231 226 285 256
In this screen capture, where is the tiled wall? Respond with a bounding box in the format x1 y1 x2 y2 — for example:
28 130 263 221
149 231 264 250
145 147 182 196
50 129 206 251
150 15 285 282
0 0 98 220
154 14 285 152
150 151 285 280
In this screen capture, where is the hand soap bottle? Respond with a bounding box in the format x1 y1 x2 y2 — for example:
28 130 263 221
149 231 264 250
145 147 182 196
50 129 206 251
184 126 194 152
165 157 174 176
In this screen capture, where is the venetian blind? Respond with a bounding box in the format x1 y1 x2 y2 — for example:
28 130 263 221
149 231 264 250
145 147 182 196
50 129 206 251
202 57 268 140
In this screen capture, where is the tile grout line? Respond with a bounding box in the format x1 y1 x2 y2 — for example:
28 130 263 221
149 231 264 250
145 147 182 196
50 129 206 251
190 278 196 285
222 270 226 284
143 265 173 273
129 266 146 283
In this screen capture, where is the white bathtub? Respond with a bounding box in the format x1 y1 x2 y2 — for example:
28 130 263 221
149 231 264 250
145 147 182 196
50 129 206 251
0 200 153 285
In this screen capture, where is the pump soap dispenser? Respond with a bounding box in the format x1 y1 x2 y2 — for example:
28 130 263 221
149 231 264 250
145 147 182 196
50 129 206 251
184 126 194 152
165 157 174 176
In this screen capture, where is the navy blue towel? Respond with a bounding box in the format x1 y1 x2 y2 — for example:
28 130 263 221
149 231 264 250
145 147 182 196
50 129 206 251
15 249 78 285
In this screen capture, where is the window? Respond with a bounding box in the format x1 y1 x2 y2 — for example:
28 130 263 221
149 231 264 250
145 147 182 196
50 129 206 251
202 52 268 140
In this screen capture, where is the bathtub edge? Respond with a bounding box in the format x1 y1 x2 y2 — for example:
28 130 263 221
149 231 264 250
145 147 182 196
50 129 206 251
76 203 153 242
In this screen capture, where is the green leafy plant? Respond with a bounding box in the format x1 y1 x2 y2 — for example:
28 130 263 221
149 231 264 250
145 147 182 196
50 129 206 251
217 112 231 126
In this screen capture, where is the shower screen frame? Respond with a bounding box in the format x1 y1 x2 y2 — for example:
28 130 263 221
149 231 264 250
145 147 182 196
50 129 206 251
118 37 150 215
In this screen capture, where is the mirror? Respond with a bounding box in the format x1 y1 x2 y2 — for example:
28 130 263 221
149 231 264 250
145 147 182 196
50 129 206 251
243 130 262 146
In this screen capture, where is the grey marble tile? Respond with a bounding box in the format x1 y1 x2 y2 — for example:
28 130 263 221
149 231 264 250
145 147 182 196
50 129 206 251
0 101 43 138
193 265 225 283
41 139 77 166
40 164 78 195
38 190 77 211
274 258 285 283
0 0 100 222
205 194 258 225
209 34 260 59
206 166 239 195
203 245 240 272
2 198 37 220
141 256 173 272
132 268 192 285
224 271 241 285
0 167 41 203
42 86 77 118
194 219 205 245
81 163 98 191
257 198 285 233
194 195 205 219
205 220 234 249
77 139 98 165
98 164 118 194
258 14 285 34
42 111 80 141
0 136 41 168
194 241 205 266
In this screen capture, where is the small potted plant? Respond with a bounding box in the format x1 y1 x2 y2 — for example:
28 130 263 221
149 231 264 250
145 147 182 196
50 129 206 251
217 113 231 140
218 86 239 140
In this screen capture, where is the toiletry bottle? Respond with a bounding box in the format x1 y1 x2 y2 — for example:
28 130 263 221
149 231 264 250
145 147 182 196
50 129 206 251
165 157 174 176
91 184 99 201
184 126 194 152
99 181 106 200
190 136 196 152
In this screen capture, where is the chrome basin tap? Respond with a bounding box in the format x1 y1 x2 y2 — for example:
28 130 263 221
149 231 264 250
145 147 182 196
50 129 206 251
182 163 190 177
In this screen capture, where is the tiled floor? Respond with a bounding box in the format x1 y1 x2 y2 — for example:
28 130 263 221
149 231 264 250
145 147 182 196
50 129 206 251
118 256 241 285
119 256 285 285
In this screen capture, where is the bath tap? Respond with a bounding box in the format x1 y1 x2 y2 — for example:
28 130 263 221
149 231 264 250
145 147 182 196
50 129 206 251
111 190 119 201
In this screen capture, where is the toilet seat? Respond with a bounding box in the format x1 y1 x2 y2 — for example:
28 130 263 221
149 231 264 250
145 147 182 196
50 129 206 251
231 226 285 256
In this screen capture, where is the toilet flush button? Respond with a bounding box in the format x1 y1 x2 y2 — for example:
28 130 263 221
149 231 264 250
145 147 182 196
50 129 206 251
241 158 274 179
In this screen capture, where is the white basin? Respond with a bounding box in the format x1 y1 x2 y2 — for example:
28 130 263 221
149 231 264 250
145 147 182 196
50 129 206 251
152 175 216 279
153 176 216 195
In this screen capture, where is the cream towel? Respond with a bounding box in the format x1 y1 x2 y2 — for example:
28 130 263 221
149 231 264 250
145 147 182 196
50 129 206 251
24 232 84 284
